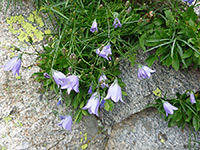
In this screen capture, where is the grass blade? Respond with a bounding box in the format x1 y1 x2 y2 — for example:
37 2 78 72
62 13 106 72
144 41 172 53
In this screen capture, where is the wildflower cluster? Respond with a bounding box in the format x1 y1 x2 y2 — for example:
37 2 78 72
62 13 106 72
150 90 200 132
2 0 199 136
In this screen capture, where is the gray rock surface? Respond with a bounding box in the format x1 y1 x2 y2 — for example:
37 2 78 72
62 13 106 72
106 108 200 150
100 56 200 126
0 1 106 150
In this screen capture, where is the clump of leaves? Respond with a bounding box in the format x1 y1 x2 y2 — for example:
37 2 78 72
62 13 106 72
151 91 200 131
150 90 200 148
33 0 148 123
139 3 200 71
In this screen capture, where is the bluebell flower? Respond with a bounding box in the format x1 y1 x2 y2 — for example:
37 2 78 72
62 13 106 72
100 99 105 107
163 102 178 116
82 92 100 116
96 45 112 60
44 73 51 79
182 0 194 5
190 92 196 104
104 79 124 103
88 85 93 94
3 56 21 76
98 74 109 88
53 70 67 88
61 75 80 94
57 115 72 132
90 20 98 33
138 65 156 79
113 18 122 28
57 98 62 106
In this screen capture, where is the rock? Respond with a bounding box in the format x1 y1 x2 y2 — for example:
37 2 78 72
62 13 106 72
106 108 200 150
100 53 200 126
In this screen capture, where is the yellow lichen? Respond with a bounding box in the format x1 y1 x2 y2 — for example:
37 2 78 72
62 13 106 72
81 144 88 150
160 138 165 143
10 52 15 58
44 29 51 35
6 10 49 44
16 76 21 80
27 14 34 22
153 88 161 97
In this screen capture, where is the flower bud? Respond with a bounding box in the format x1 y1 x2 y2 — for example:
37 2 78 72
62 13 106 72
85 74 88 78
78 59 81 63
68 66 72 72
62 48 66 55
69 28 72 33
125 1 130 7
102 66 106 70
109 61 112 66
72 18 74 21
70 53 76 61
99 4 103 9
65 30 68 33
73 11 76 15
127 7 132 14
116 57 119 62
91 64 94 69
75 32 77 35
89 72 92 75
100 44 104 51
139 18 143 23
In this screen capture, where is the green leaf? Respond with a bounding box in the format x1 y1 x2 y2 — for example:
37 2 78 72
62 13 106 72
122 91 127 96
107 100 114 111
164 10 175 27
74 109 81 123
172 55 179 71
178 38 200 55
144 41 172 53
174 112 182 122
139 34 146 51
104 101 110 111
192 116 199 131
112 70 121 76
79 101 85 108
196 100 200 111
145 54 157 67
171 39 176 58
168 119 177 127
153 18 164 26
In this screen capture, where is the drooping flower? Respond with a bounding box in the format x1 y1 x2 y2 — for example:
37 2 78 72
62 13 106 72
163 102 178 116
98 74 109 88
113 18 122 28
88 85 93 94
57 98 62 106
96 45 112 60
138 65 156 79
44 73 51 79
182 0 194 5
100 99 105 107
57 115 72 132
61 75 79 94
53 70 67 88
82 92 100 116
90 20 98 33
190 92 196 104
127 7 132 14
3 56 21 76
104 79 124 103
